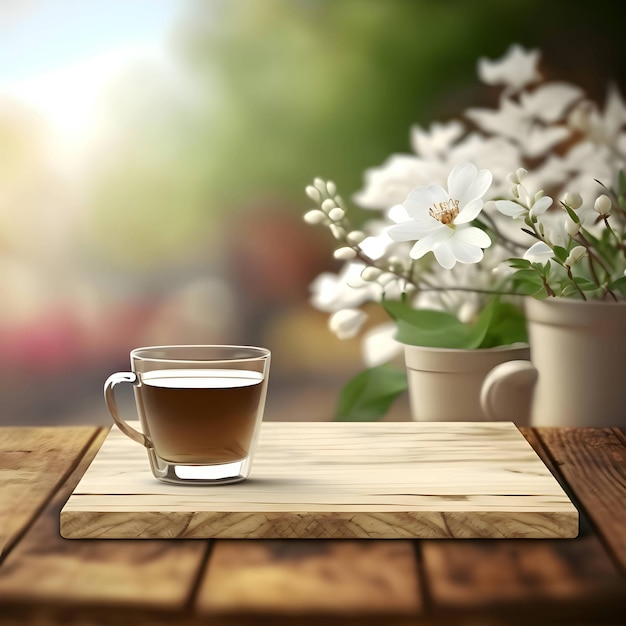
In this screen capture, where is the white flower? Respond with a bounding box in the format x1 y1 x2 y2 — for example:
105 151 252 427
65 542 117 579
565 218 581 237
361 322 402 367
565 245 587 267
309 262 378 312
563 192 583 210
386 162 493 269
477 44 540 93
495 183 552 219
594 194 612 216
466 97 574 159
410 121 465 159
329 309 368 340
569 85 626 149
523 241 553 264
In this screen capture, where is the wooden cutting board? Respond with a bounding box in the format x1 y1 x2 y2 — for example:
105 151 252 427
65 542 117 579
60 421 578 539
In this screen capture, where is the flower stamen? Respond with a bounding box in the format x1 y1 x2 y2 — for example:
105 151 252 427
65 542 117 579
429 199 460 225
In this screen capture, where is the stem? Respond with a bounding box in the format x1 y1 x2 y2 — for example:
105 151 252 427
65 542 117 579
541 275 555 298
566 266 587 301
603 216 626 256
576 231 615 276
477 214 526 254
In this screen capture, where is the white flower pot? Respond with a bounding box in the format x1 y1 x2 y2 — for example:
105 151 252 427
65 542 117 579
404 343 530 422
481 298 626 427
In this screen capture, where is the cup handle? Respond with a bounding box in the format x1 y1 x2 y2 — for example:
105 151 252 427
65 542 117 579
480 360 538 425
104 372 151 447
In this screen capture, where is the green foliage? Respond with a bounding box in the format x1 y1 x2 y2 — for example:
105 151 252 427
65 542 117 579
383 297 527 349
335 364 408 421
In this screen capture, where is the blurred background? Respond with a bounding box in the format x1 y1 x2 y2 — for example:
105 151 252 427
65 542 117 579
2 0 626 425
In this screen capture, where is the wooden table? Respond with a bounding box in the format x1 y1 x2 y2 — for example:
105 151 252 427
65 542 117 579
0 425 625 625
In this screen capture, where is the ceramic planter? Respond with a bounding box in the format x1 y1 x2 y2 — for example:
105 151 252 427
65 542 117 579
481 298 626 427
404 343 530 423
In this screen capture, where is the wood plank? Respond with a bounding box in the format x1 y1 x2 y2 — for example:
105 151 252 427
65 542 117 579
0 427 207 611
60 422 578 539
0 426 98 557
196 540 421 616
536 427 626 573
420 429 625 620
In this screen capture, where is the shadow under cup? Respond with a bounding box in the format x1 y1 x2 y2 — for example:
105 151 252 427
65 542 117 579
104 345 271 484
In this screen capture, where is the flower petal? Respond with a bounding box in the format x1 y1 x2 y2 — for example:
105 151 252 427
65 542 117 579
329 308 368 340
403 184 446 218
529 195 553 217
523 241 553 264
463 168 493 204
495 200 526 218
454 225 492 248
432 240 457 269
455 198 484 224
447 162 479 202
386 218 440 242
408 227 451 260
388 204 410 223
362 322 402 367
448 235 485 264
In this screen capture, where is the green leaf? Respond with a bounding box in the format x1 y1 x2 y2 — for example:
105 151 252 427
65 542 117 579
513 269 544 285
580 227 601 248
515 281 546 296
609 275 626 295
507 257 532 269
552 245 569 263
573 277 598 291
478 300 528 348
562 203 581 225
384 300 476 348
334 365 408 421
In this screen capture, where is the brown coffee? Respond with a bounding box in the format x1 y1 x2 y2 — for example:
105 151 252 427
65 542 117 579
137 369 264 464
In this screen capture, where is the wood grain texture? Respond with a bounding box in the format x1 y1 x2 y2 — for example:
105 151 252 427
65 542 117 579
420 429 625 618
536 427 626 572
197 540 421 615
0 428 207 610
60 422 578 539
0 426 98 557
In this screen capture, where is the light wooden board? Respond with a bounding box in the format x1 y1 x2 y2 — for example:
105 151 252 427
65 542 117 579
60 421 578 539
0 426 98 556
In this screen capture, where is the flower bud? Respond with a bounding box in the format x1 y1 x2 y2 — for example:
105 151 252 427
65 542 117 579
333 246 356 260
329 308 367 340
346 230 366 244
321 198 336 213
305 185 321 202
565 245 587 267
563 191 583 210
594 194 612 216
564 219 581 237
325 180 337 196
506 168 528 185
360 266 382 281
387 255 404 272
313 177 326 192
303 209 326 224
328 207 345 221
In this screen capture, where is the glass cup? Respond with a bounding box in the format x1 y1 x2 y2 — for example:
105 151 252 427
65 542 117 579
104 345 271 484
